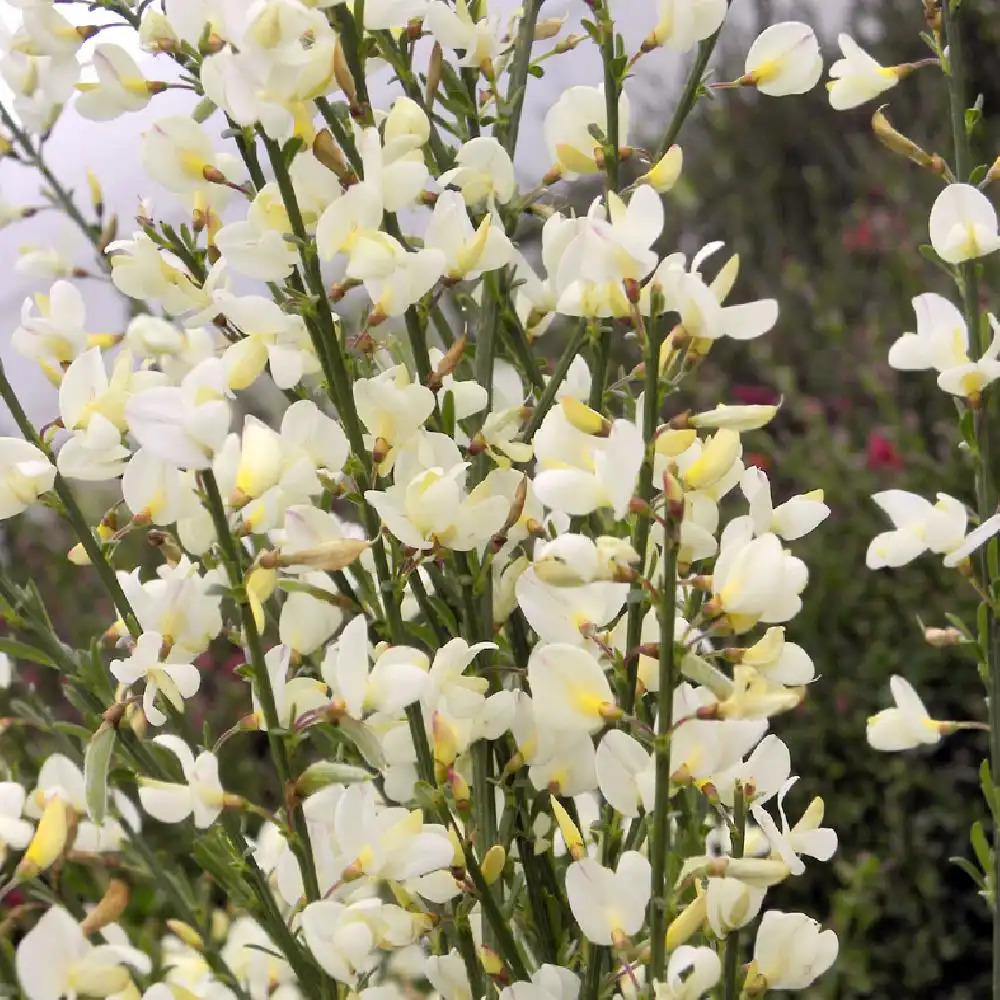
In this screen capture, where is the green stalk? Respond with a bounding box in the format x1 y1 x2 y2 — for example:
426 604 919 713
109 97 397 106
262 136 402 637
647 535 679 980
623 322 665 714
199 470 322 904
722 784 747 1000
0 102 106 270
0 358 139 638
655 0 735 160
500 0 545 156
521 320 589 440
944 7 1000 998
598 2 621 193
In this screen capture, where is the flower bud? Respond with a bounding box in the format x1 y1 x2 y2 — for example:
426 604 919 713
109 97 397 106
479 946 504 977
447 767 471 811
18 796 71 878
295 761 371 796
480 844 506 885
313 130 353 183
683 430 741 489
426 42 444 106
550 795 585 860
433 712 459 778
872 106 949 176
334 38 359 110
81 879 130 935
534 16 566 40
689 404 779 431
560 396 610 436
641 144 683 193
666 893 707 950
270 538 371 572
922 626 964 647
165 920 205 951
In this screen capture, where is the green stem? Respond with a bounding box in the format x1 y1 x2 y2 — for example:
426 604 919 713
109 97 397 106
944 8 1000 1000
623 322 665 715
589 325 613 411
500 0 544 156
598 3 621 194
0 359 140 638
199 470 322 904
521 320 589 440
262 137 402 636
0 101 105 269
648 536 679 980
655 0 735 160
723 785 747 1000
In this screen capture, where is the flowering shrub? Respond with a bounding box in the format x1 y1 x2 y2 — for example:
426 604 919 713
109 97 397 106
0 1 996 1000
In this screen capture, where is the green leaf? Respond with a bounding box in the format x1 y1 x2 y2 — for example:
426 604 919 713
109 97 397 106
981 760 999 823
84 726 116 825
0 638 58 670
192 97 216 123
950 855 985 888
338 716 386 770
441 389 456 440
971 820 993 873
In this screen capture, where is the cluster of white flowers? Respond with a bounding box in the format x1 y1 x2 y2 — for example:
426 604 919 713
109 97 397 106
3 1 985 999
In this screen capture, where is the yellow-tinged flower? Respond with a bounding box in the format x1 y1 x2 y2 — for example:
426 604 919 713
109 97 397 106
18 795 70 878
549 795 585 860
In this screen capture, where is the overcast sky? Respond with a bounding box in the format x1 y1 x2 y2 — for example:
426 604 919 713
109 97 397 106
0 0 851 427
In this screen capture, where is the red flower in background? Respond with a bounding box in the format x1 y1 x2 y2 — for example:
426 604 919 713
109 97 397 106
745 452 772 472
866 431 904 471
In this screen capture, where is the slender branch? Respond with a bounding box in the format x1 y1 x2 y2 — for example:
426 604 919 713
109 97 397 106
199 470 322 904
944 9 1000 1000
499 0 545 155
655 0 735 160
648 533 679 980
598 2 621 193
521 320 589 440
723 784 747 1000
0 359 140 637
0 101 107 271
623 321 665 715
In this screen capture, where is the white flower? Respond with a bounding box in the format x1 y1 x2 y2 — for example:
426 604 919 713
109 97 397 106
648 0 727 53
564 852 650 945
0 439 56 519
138 736 225 828
749 911 838 991
16 906 150 1000
526 643 616 734
76 43 158 120
544 85 630 178
654 946 722 1000
827 34 901 109
125 358 231 470
929 183 1000 264
437 137 516 206
110 632 201 727
867 675 943 751
743 22 823 97
0 782 33 863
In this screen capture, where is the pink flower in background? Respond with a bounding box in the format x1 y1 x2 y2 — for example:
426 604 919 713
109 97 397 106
866 431 904 471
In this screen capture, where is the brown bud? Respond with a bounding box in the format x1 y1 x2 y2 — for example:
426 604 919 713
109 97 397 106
80 879 130 935
426 42 444 106
313 129 352 182
334 38 359 110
